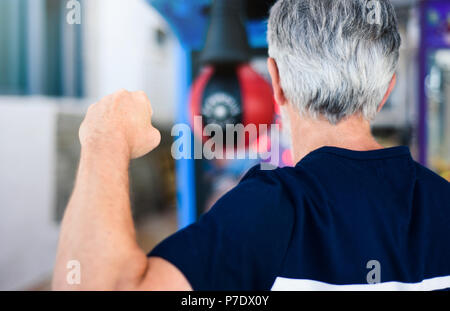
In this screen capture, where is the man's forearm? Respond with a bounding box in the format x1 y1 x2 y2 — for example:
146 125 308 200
53 142 148 290
51 90 186 291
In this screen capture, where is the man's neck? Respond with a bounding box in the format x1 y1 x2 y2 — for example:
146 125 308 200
288 110 384 164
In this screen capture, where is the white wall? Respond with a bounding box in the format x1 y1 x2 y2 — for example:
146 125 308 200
0 98 59 290
83 0 178 124
0 0 179 290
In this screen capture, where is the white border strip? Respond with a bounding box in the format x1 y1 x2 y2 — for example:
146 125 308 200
271 275 450 291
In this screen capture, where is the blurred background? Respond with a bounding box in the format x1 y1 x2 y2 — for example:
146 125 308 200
0 0 449 290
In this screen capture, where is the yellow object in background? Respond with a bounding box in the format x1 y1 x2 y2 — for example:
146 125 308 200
442 171 450 182
430 157 450 182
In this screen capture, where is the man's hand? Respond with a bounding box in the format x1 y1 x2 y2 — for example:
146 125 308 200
79 89 161 160
53 90 191 291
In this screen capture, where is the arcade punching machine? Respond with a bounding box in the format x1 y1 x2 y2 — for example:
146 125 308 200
148 0 287 229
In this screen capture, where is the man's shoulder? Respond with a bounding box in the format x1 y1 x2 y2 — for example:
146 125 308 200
241 163 316 188
240 163 301 187
205 164 296 239
233 163 312 204
210 164 302 213
413 161 450 190
230 164 288 203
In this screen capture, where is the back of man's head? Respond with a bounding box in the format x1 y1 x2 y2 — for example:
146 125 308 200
267 0 401 124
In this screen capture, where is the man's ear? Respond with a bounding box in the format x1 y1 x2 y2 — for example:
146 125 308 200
267 57 288 106
378 74 397 112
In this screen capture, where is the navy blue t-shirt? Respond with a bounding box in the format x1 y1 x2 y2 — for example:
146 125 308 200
149 146 450 290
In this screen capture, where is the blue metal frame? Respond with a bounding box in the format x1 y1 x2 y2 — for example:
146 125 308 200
174 44 197 228
148 0 203 228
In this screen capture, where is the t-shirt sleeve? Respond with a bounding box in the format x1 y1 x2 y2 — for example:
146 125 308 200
148 165 295 290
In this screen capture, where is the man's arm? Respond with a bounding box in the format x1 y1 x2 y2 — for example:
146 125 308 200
52 90 192 291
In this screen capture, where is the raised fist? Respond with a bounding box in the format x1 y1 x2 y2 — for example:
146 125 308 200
79 89 161 159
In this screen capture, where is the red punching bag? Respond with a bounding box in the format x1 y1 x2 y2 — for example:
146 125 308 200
189 0 275 149
190 64 274 148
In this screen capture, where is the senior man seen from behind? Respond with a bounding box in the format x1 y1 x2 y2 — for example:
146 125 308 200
53 0 450 291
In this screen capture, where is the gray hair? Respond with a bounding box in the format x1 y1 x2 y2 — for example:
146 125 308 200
267 0 401 124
